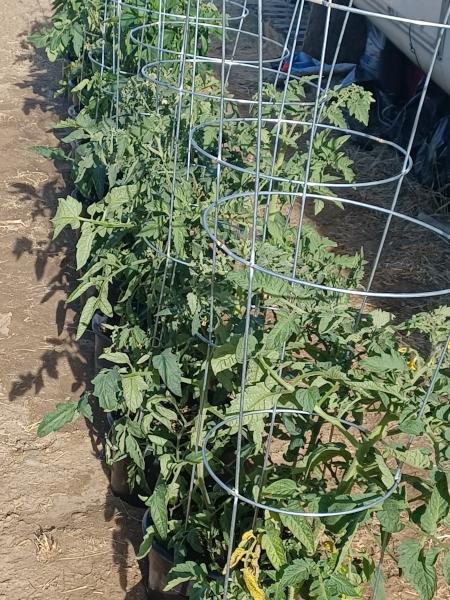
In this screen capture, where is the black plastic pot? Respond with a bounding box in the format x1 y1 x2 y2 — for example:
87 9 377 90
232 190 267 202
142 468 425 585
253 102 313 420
142 510 220 599
68 78 79 105
141 514 303 600
106 413 160 507
142 511 190 598
68 104 81 119
92 312 112 374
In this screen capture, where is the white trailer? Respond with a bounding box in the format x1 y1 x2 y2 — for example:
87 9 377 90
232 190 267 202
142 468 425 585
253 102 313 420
353 0 450 95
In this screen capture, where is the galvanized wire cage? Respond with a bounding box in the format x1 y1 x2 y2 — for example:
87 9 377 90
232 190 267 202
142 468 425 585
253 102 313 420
81 1 450 598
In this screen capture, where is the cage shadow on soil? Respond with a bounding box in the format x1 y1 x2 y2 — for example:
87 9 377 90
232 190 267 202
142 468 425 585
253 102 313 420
8 20 150 598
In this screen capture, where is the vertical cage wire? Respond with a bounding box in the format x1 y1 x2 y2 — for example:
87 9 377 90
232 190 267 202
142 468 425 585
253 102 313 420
75 1 450 598
191 2 450 600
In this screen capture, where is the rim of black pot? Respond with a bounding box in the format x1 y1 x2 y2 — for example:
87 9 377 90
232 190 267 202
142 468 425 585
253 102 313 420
92 312 111 341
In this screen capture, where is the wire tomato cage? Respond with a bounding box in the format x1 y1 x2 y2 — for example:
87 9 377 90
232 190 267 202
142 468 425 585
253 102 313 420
184 2 450 600
92 1 450 598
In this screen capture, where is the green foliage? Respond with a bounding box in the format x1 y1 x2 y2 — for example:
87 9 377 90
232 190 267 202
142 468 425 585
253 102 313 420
37 393 92 437
33 7 450 599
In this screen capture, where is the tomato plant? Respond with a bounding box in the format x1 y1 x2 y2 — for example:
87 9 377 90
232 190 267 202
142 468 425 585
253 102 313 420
30 4 450 600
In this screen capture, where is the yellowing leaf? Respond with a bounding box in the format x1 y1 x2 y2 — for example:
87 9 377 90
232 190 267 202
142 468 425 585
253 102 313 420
408 357 418 371
322 540 336 553
242 568 265 600
242 530 255 542
223 547 245 573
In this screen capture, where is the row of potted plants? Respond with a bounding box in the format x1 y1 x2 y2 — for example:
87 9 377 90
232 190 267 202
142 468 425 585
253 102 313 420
31 2 450 599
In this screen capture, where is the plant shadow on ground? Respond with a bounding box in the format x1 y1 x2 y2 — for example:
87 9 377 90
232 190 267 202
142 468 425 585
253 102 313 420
9 20 148 599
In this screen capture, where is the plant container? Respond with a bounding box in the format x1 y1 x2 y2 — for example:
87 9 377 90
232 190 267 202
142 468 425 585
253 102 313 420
142 510 221 599
142 510 190 598
107 413 160 506
68 78 79 106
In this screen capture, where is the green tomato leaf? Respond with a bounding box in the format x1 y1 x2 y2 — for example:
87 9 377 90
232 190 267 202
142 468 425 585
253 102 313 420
398 420 426 436
127 419 144 439
187 292 198 315
99 352 130 365
147 435 175 448
295 387 320 413
384 447 431 470
266 316 296 351
76 225 96 270
61 129 88 143
165 562 207 591
421 475 450 534
37 399 80 437
165 482 180 506
309 576 332 600
280 511 314 553
76 296 97 340
185 450 213 464
31 146 67 161
236 334 258 363
77 392 93 423
92 164 106 200
280 559 310 587
28 31 49 48
149 485 168 540
425 547 441 567
72 21 84 56
71 78 89 93
398 539 421 567
398 541 437 600
360 352 407 374
262 479 298 499
67 280 94 303
261 522 286 571
211 342 238 375
443 552 450 585
330 573 358 596
371 309 393 328
137 525 156 560
97 284 113 319
377 499 404 533
92 367 120 411
154 405 178 422
227 383 281 415
125 434 145 470
153 349 182 396
187 529 204 554
51 195 83 238
374 453 395 489
122 375 147 412
172 222 186 256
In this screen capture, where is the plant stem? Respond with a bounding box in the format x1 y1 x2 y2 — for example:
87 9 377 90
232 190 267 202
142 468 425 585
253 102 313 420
337 412 396 495
314 405 360 449
404 521 450 551
197 461 211 508
78 216 135 228
268 124 289 221
258 357 295 392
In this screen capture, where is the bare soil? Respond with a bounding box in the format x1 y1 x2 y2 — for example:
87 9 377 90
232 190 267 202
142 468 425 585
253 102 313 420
0 1 146 598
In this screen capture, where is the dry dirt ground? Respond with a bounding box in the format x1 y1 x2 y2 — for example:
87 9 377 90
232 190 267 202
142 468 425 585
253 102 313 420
0 1 147 598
